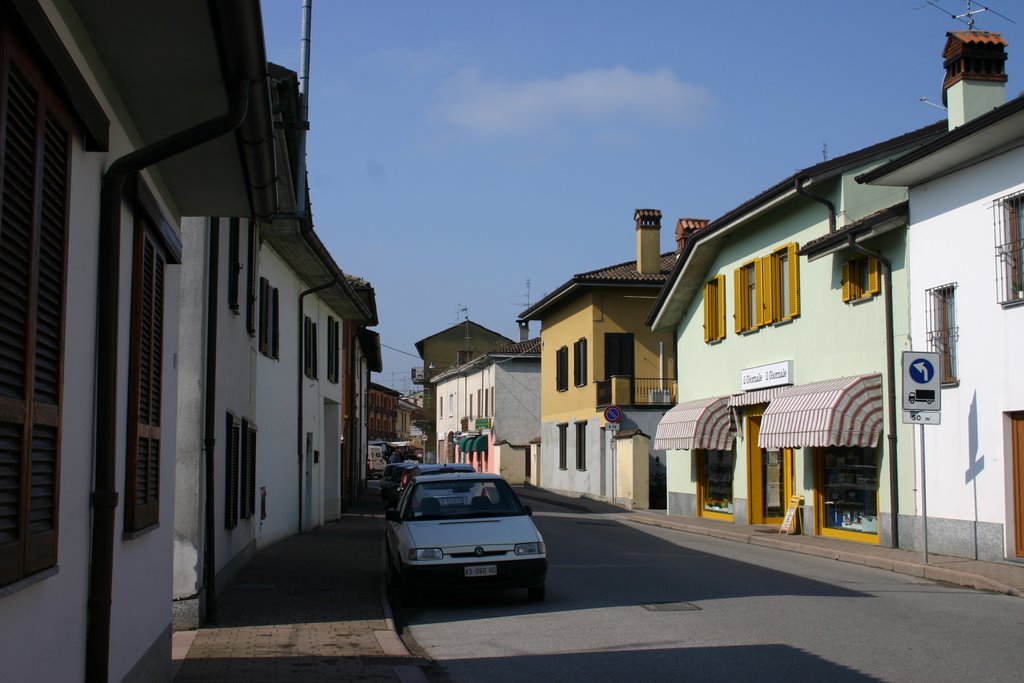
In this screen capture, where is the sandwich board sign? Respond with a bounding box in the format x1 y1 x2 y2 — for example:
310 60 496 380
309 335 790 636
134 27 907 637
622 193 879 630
902 351 941 424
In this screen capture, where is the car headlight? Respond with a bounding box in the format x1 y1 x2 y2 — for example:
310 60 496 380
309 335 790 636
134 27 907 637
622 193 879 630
409 548 443 561
514 542 545 556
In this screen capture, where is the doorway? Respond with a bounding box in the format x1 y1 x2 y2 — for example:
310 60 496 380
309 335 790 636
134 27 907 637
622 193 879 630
1012 413 1024 558
747 412 793 525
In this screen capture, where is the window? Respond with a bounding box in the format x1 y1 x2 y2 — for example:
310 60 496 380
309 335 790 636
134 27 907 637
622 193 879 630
245 224 259 335
575 421 587 471
225 414 239 529
326 316 340 384
303 316 317 379
457 350 473 364
995 190 1024 304
558 423 568 469
842 257 881 302
767 244 800 322
258 277 279 359
703 275 726 342
734 260 761 332
573 338 587 387
735 244 800 331
0 41 72 584
240 420 256 519
227 217 240 312
448 393 454 418
926 283 958 384
555 346 569 391
439 395 443 419
125 216 167 533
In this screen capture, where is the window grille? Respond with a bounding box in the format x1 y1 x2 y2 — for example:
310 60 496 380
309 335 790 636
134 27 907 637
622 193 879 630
994 190 1024 305
925 283 958 384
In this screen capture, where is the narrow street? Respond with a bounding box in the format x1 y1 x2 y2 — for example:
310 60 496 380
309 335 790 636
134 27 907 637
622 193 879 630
395 493 1024 683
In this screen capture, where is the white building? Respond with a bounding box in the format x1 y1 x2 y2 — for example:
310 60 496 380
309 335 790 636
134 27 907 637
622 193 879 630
0 2 278 680
861 31 1024 561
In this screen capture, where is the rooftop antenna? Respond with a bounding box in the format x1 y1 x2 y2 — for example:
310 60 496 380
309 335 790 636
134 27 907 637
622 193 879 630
511 278 532 310
822 143 829 162
915 1 1015 31
455 304 468 323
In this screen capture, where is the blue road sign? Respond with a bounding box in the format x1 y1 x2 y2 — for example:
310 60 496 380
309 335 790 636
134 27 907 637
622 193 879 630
908 358 935 385
901 351 941 415
603 405 622 423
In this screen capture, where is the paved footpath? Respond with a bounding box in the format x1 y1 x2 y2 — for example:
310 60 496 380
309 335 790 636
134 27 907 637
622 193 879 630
173 484 1024 682
172 490 436 683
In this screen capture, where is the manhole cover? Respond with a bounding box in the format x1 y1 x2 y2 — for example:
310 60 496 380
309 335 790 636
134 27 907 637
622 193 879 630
640 601 701 612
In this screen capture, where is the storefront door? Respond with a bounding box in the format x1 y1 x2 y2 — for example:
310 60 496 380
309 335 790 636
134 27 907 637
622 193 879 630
1012 413 1024 558
747 413 793 525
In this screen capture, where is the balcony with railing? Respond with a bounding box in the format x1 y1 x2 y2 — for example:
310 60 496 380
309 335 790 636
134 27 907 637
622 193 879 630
596 376 677 408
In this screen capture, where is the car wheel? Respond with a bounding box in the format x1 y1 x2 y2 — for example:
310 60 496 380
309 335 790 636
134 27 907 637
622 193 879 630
527 584 546 602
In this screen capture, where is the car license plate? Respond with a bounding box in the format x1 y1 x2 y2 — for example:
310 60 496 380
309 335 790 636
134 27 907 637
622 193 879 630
464 564 497 577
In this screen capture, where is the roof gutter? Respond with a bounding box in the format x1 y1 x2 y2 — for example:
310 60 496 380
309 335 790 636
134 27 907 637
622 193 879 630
795 176 836 232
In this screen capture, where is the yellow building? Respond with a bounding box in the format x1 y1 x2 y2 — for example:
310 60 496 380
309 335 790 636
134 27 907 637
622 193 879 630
518 210 687 508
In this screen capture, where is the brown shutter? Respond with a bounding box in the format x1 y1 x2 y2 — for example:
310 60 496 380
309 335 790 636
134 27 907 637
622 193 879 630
225 414 239 529
787 243 801 317
242 422 256 518
126 223 165 531
867 258 881 296
733 268 744 333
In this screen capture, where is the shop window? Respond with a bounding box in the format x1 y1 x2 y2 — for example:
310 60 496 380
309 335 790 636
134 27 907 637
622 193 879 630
819 446 878 537
555 346 569 391
700 450 734 517
926 283 958 384
994 190 1024 304
703 275 726 343
842 257 881 302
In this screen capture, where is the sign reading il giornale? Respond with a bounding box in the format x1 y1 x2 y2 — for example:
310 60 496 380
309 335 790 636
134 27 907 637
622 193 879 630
740 360 793 391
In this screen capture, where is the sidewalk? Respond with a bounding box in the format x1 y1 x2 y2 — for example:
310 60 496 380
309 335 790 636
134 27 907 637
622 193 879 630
171 490 434 683
515 485 1024 599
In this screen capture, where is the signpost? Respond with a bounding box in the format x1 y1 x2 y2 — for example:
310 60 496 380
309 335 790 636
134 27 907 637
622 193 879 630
901 351 941 563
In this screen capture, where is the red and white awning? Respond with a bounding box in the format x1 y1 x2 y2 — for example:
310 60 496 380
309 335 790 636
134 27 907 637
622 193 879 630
728 386 788 407
759 374 883 450
654 396 734 451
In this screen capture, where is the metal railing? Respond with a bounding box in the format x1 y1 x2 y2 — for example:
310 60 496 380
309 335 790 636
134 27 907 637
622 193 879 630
595 377 677 408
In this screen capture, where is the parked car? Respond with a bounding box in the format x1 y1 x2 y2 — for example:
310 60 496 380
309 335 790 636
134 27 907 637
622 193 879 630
390 463 475 508
380 461 417 507
385 472 547 603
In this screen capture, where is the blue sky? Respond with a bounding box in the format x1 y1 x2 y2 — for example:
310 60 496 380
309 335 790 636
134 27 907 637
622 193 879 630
260 1 1023 393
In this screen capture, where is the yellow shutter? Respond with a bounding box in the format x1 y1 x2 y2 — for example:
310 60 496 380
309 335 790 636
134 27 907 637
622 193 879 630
754 258 765 327
787 243 800 317
703 281 712 343
733 268 744 333
760 255 773 325
867 258 881 296
716 274 727 340
842 262 852 302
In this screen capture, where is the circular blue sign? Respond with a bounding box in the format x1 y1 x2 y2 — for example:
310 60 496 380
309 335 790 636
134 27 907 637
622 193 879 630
603 405 622 423
908 358 935 385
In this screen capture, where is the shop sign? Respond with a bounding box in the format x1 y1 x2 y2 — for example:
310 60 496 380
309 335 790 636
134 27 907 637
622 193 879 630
475 418 492 430
740 360 793 391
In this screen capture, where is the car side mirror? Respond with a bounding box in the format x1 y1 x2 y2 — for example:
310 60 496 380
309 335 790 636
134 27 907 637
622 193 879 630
385 509 401 522
524 505 533 516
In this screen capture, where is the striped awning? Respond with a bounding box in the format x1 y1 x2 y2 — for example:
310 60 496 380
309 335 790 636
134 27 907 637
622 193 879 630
759 374 883 450
729 386 788 407
654 396 734 451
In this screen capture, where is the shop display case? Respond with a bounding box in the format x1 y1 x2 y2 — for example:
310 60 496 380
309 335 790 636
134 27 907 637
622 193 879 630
702 450 734 514
823 449 878 534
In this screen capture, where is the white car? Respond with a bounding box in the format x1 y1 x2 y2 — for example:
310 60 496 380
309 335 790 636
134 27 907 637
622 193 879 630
385 472 547 603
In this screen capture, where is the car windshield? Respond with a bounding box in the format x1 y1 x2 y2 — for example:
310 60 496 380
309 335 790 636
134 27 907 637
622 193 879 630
402 478 526 521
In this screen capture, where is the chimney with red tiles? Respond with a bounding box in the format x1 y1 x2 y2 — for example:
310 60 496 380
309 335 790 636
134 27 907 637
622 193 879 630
635 208 662 275
675 218 708 253
942 31 1008 130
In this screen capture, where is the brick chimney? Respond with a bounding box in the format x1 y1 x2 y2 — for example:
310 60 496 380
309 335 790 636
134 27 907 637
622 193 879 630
942 31 1008 130
518 319 529 342
634 209 662 275
675 218 708 252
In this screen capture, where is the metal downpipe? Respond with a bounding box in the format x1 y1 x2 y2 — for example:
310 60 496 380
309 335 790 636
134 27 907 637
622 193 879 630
795 177 837 232
202 219 221 625
86 81 249 683
847 237 900 548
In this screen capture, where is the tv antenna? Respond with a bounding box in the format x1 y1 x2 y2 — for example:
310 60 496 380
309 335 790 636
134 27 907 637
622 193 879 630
511 278 532 310
455 304 468 322
915 1 1015 31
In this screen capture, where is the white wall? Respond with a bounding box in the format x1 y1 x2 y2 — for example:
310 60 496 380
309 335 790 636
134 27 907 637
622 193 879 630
907 145 1024 559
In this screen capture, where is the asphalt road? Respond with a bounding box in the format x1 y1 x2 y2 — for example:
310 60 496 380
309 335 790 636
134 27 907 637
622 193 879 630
393 496 1024 683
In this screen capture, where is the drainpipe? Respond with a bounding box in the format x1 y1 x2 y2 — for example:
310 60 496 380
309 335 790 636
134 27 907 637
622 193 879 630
298 282 334 533
87 80 250 683
795 177 836 233
202 219 220 625
846 237 900 549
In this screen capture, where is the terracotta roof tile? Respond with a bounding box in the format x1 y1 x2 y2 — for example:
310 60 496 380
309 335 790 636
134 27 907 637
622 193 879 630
491 337 541 355
946 30 1008 49
575 252 677 283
